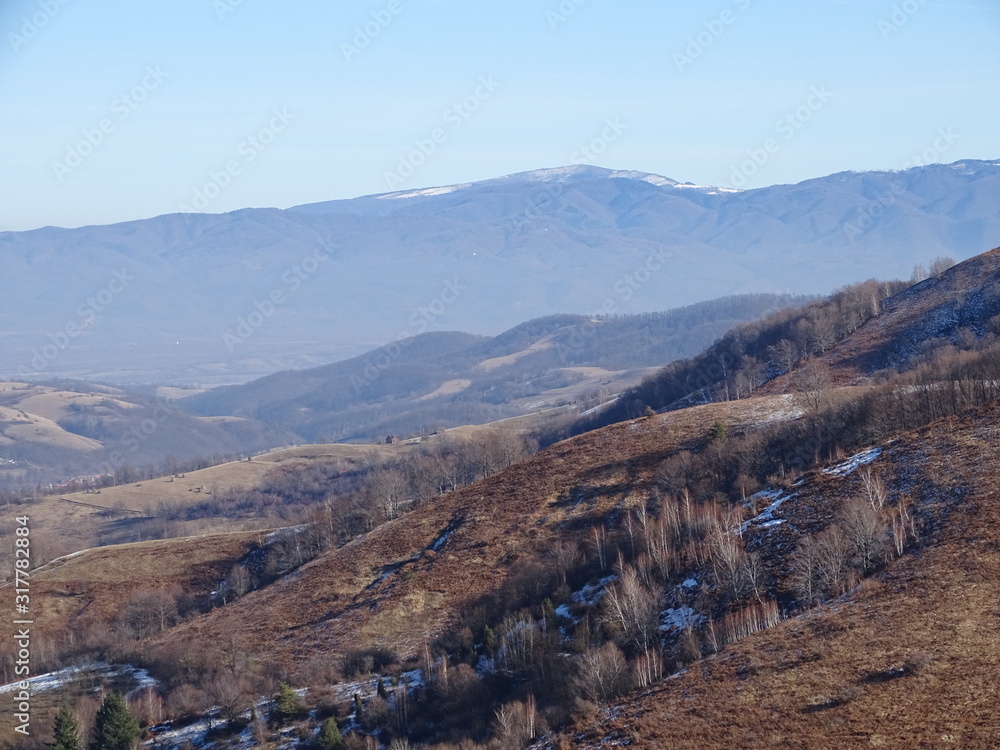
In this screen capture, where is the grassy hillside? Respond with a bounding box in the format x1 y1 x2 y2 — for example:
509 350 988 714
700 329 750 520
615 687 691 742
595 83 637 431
0 381 282 490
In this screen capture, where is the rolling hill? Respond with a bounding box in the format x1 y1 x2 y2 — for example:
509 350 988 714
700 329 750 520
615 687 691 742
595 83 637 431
0 381 280 490
0 295 804 489
185 294 809 442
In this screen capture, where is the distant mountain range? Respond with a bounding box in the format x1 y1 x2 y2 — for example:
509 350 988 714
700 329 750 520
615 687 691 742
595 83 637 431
2 159 998 384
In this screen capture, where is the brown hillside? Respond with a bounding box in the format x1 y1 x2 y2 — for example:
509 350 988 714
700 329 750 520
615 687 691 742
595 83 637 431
570 402 1000 748
144 393 815 668
770 247 1000 390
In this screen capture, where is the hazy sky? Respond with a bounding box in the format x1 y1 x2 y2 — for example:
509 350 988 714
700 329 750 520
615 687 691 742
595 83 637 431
1 0 998 231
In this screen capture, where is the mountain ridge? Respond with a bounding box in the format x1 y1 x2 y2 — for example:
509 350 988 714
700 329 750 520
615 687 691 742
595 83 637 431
2 160 998 385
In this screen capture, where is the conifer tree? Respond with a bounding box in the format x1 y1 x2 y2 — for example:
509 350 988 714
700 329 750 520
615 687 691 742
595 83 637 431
273 682 304 723
318 717 344 749
51 706 81 750
88 692 140 750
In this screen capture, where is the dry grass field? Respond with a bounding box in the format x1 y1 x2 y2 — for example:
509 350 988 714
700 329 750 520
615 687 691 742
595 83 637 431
139 394 815 666
569 405 1000 748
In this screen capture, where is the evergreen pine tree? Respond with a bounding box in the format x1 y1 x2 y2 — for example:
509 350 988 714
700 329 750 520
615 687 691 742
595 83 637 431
483 625 496 658
273 682 304 724
88 692 140 750
710 420 728 443
51 706 81 750
317 717 344 749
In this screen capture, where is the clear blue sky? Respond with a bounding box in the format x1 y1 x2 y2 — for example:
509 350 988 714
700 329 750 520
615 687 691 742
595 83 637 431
1 0 998 230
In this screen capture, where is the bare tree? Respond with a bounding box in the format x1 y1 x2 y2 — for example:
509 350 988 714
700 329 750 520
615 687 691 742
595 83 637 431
577 643 630 704
839 497 887 572
814 525 850 596
929 256 957 279
602 565 661 651
790 534 819 604
548 539 580 588
797 362 833 416
770 338 800 374
857 466 888 511
709 528 747 600
226 565 252 598
206 674 251 725
369 468 410 521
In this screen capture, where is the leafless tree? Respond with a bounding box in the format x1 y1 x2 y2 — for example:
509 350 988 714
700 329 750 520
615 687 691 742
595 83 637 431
709 527 747 600
839 497 888 573
369 468 410 520
603 564 661 651
577 643 630 704
929 256 957 279
770 338 799 373
790 534 819 604
814 524 851 596
226 565 252 598
857 466 888 511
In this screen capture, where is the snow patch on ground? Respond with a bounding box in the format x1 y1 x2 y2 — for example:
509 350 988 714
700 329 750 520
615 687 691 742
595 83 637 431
572 575 618 606
741 488 795 533
660 606 705 632
579 396 619 417
430 528 454 551
0 662 157 697
264 524 310 543
681 578 698 589
379 185 465 199
823 447 882 476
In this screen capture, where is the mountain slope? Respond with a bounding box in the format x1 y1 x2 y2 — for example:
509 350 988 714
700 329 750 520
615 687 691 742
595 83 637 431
3 161 998 384
185 294 808 442
571 404 1000 748
0 381 278 490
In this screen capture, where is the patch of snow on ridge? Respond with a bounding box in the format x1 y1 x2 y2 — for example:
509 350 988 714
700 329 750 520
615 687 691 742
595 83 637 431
741 488 795 533
380 185 465 199
823 447 882 477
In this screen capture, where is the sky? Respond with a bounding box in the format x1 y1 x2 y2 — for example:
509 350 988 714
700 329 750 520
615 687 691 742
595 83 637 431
1 0 998 231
